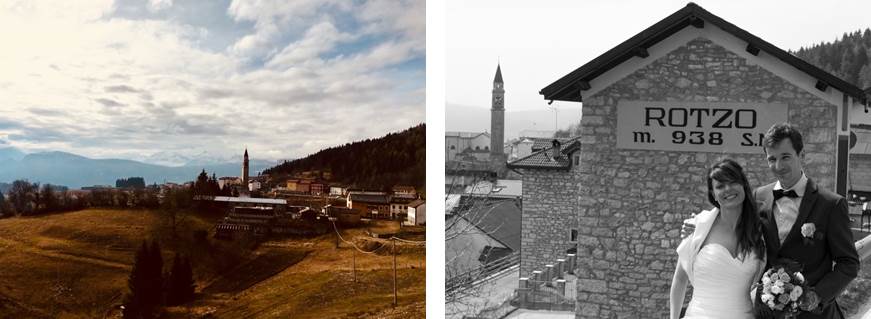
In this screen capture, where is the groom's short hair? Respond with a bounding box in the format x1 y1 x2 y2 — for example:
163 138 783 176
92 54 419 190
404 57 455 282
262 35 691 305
763 122 804 154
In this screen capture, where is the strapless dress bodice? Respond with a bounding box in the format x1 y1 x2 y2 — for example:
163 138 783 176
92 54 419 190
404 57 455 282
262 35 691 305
683 244 763 319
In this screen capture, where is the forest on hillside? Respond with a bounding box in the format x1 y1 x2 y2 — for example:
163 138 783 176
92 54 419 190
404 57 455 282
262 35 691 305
263 124 425 192
792 28 871 89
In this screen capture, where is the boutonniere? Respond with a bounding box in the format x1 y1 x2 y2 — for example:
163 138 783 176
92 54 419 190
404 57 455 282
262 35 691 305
800 223 822 245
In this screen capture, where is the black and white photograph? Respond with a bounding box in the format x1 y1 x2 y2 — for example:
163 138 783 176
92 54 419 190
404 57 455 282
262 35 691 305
445 1 871 318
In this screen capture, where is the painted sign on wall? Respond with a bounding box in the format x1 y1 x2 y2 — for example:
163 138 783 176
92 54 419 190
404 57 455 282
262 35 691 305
616 101 788 153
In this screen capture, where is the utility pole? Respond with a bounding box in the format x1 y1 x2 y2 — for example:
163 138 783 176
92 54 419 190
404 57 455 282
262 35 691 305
392 237 397 306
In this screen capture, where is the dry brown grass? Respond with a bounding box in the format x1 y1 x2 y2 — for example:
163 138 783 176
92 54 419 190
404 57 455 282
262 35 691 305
206 223 426 319
0 210 425 319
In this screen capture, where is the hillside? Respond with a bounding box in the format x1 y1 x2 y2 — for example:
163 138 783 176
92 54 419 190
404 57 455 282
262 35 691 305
263 124 425 191
792 28 871 88
0 209 425 318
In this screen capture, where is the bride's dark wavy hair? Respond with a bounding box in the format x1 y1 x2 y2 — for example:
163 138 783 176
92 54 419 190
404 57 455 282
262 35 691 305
706 159 765 259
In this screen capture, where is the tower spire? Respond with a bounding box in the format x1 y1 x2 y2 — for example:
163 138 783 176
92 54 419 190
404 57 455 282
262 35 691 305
494 63 503 84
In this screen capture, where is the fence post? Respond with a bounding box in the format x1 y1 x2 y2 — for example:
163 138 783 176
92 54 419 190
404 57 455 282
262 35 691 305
518 277 529 308
531 270 542 291
556 259 565 279
567 253 576 274
556 279 566 297
545 264 554 284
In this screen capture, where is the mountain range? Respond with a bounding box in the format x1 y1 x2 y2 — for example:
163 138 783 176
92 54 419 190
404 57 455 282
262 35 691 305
445 103 583 140
0 148 277 189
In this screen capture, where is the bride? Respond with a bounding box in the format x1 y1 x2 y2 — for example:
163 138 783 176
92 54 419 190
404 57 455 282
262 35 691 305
670 159 767 319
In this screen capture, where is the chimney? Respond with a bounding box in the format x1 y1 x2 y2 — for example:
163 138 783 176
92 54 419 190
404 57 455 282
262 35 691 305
551 139 561 160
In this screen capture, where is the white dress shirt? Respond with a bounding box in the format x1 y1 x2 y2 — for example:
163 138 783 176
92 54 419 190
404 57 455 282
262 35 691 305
772 173 808 244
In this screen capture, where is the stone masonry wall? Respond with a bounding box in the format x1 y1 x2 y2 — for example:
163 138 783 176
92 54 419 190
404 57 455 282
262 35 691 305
572 38 838 318
850 154 871 192
520 161 581 277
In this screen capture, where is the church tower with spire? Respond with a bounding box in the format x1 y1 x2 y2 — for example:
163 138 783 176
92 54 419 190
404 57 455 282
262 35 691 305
490 64 505 162
241 148 249 196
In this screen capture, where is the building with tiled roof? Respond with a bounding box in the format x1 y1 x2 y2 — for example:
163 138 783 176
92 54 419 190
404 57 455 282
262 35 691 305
346 192 391 218
446 131 491 161
507 138 581 170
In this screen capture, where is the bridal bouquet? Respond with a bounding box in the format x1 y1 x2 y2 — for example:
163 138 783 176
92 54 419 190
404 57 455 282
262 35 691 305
753 259 819 319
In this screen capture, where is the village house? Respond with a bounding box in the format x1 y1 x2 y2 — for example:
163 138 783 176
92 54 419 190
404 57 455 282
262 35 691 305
218 176 239 190
405 199 426 226
346 192 391 218
329 185 347 196
446 132 491 161
390 196 414 219
285 179 299 192
310 181 326 195
392 185 417 198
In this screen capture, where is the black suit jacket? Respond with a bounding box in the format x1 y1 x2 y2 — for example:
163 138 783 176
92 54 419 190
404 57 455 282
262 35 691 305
754 178 860 319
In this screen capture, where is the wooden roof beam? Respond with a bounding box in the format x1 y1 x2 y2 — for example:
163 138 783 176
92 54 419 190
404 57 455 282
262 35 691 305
689 16 704 28
633 47 649 58
745 43 760 56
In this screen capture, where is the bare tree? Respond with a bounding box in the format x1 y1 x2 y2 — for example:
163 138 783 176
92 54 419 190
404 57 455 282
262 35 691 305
445 161 519 318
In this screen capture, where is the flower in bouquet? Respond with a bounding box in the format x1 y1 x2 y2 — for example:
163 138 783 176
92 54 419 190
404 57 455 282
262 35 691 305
754 259 814 318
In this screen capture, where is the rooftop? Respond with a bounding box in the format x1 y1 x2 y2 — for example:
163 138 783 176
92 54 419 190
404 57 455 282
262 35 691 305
508 137 581 169
211 196 287 205
349 193 391 204
540 2 867 104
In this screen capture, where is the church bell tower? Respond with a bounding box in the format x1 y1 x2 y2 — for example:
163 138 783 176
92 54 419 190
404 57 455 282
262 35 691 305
241 148 249 196
491 64 505 161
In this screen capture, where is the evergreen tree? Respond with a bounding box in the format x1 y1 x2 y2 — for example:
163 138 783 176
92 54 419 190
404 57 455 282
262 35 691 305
145 240 164 311
859 64 871 89
123 242 149 319
40 184 57 213
166 253 196 306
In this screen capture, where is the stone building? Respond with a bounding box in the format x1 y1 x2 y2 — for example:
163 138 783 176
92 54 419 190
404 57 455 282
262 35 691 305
508 138 582 277
850 124 871 198
515 3 869 318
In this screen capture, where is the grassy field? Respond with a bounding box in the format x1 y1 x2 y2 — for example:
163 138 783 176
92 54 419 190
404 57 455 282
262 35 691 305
205 224 426 319
0 209 425 318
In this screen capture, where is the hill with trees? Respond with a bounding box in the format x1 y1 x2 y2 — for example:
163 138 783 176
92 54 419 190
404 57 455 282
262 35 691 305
792 28 871 89
263 124 425 191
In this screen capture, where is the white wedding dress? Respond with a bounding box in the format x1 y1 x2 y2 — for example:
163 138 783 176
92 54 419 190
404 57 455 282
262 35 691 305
683 244 764 319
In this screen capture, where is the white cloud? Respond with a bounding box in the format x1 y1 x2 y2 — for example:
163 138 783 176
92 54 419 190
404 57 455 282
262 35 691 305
148 0 173 12
0 0 424 163
265 21 353 69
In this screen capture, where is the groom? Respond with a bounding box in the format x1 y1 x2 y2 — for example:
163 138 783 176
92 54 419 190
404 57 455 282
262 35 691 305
753 123 858 318
683 123 859 318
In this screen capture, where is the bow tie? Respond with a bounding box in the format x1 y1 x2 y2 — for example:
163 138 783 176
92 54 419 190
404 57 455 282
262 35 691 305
773 189 799 200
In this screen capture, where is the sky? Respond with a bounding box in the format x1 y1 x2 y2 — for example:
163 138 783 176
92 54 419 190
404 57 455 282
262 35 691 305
0 0 424 166
446 0 871 116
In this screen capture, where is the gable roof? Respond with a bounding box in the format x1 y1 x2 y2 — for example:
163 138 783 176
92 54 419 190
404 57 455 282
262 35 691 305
530 137 573 151
540 2 868 104
446 131 490 139
349 193 390 204
457 197 521 251
507 137 581 169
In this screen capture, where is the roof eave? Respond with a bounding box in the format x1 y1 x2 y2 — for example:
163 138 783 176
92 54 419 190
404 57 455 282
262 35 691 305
541 3 867 104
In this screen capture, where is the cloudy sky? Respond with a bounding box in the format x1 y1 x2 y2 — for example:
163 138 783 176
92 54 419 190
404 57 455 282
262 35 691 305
447 0 871 114
0 0 424 166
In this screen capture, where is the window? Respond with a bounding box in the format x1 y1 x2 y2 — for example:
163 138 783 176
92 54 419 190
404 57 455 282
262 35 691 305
485 146 489 150
450 145 455 150
570 229 579 242
573 155 580 165
475 146 480 150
